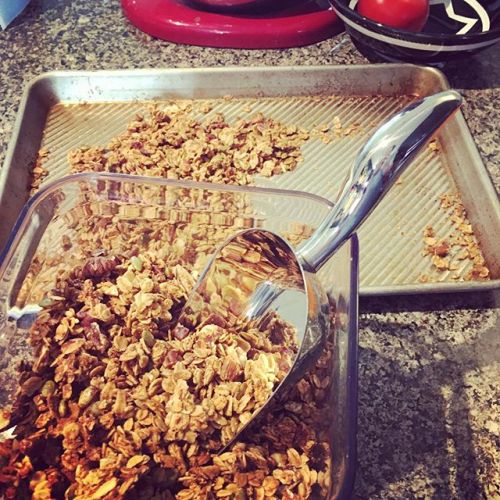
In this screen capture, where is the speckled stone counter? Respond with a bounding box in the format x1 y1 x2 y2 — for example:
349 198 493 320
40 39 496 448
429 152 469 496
1 1 499 498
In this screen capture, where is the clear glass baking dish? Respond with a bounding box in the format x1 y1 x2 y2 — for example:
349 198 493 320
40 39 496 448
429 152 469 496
0 172 358 499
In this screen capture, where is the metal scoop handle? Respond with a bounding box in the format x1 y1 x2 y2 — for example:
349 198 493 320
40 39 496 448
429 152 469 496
298 90 463 273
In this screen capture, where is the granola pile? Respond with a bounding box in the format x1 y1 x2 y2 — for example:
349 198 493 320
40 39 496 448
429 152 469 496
68 103 309 185
0 103 334 499
4 168 332 499
0 236 333 499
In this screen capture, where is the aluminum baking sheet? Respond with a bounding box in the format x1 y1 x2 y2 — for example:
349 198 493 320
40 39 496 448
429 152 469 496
0 65 498 295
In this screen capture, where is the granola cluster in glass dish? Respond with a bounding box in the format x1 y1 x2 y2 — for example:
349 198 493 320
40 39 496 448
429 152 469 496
0 222 334 499
0 240 336 498
0 105 337 499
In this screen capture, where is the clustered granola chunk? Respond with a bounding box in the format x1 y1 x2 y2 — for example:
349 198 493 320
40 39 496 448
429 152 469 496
29 148 49 196
419 192 490 283
0 238 333 499
68 103 309 185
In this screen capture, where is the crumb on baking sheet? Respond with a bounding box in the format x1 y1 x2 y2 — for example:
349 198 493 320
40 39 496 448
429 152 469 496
310 116 364 144
423 193 490 281
428 140 439 152
29 148 50 196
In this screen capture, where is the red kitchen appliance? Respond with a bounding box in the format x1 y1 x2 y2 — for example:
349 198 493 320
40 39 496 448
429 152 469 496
121 0 342 48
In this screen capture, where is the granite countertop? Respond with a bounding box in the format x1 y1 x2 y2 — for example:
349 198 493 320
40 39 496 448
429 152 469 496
0 1 499 498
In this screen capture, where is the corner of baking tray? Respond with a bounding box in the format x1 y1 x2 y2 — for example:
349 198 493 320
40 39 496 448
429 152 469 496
418 65 452 92
23 71 68 96
24 71 60 88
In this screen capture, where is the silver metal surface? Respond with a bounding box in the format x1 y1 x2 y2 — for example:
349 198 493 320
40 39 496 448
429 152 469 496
0 65 498 295
300 91 462 272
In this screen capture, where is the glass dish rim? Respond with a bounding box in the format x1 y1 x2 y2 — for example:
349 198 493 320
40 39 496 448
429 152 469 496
0 171 337 274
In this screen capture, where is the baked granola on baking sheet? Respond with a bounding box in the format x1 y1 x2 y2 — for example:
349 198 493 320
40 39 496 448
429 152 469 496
26 95 493 291
3 67 498 298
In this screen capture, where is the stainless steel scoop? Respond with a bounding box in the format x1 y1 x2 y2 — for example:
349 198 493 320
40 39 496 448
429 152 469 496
177 90 462 450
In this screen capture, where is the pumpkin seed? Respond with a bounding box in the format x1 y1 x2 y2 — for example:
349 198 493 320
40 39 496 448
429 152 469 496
41 380 56 397
141 329 155 348
131 256 143 271
78 386 98 408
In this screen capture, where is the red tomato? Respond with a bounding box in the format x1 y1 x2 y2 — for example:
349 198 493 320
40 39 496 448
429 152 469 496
357 0 430 32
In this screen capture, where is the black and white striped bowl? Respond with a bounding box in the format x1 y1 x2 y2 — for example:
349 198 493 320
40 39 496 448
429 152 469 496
330 0 500 63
